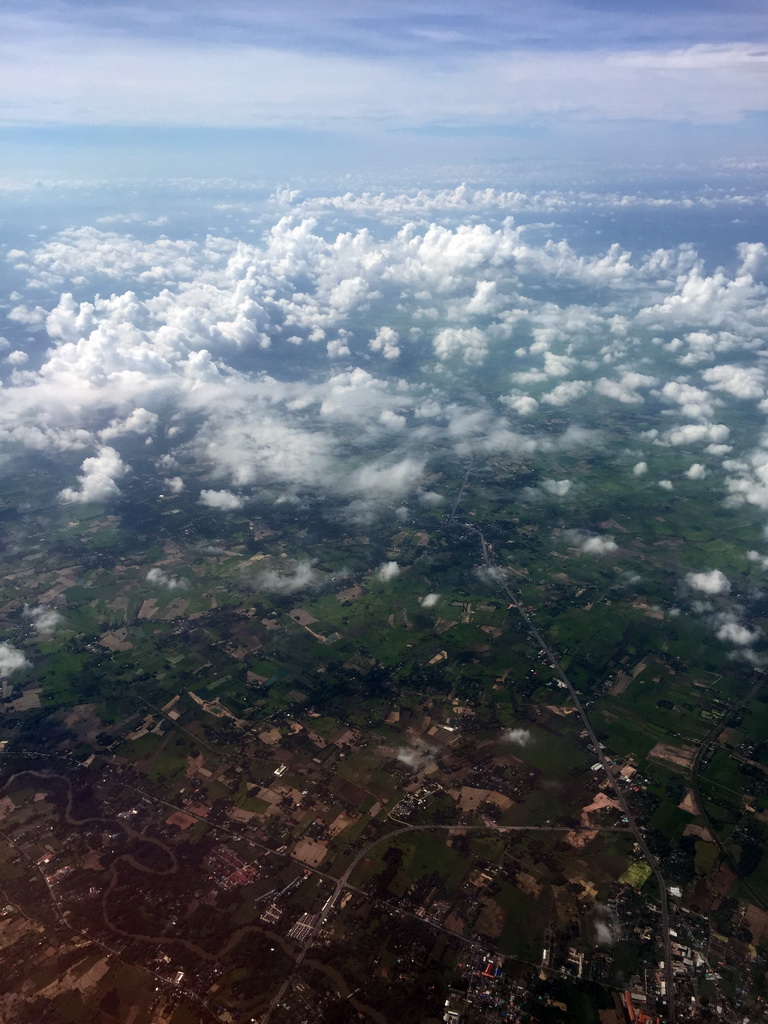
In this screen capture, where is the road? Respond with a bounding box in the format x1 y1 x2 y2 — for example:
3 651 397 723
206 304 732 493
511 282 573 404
259 818 632 1023
690 676 765 910
2 750 620 1023
464 522 678 1023
450 464 472 520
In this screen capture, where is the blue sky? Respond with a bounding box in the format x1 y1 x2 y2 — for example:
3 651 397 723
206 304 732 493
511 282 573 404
1 0 766 179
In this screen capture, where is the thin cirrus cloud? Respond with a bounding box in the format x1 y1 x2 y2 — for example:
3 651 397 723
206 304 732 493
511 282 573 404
0 3 765 135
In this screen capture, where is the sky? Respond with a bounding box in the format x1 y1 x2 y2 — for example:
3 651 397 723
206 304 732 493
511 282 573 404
1 0 766 180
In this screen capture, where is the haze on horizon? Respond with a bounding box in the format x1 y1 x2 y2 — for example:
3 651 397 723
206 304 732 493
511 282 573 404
0 0 766 180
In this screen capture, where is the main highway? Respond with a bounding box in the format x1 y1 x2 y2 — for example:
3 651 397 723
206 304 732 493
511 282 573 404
465 522 677 1022
690 676 765 911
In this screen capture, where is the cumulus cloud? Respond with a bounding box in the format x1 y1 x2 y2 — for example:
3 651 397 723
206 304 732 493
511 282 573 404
369 326 400 360
351 457 425 500
58 446 129 503
4 191 768 598
657 380 718 420
633 461 648 476
146 567 187 590
0 643 29 678
541 478 572 496
327 336 351 358
504 728 532 746
702 364 766 400
664 423 730 447
594 371 657 404
686 569 730 594
101 407 158 440
747 550 768 569
377 561 400 582
723 446 768 510
199 489 243 510
659 479 674 490
684 463 707 479
714 615 759 647
462 279 498 315
379 409 406 430
594 905 618 946
595 920 614 946
502 394 539 415
540 380 592 406
580 535 618 555
396 745 435 771
421 592 440 608
560 530 619 556
23 605 62 634
543 351 577 377
433 326 488 365
253 560 318 594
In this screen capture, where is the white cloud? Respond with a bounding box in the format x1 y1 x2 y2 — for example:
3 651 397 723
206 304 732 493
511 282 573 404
379 409 406 430
723 446 768 510
6 350 28 366
433 327 488 365
253 560 318 594
421 593 440 608
466 280 500 315
714 615 759 647
541 478 572 496
633 461 648 476
199 489 243 510
502 394 539 416
327 337 351 358
351 458 425 500
561 530 618 555
146 567 187 590
659 479 674 490
504 728 532 747
101 407 158 440
664 423 730 446
638 251 768 343
3 191 768 605
747 550 768 570
685 569 730 594
658 380 718 420
0 643 29 679
684 463 707 480
58 446 129 503
540 380 591 406
377 561 400 582
163 476 184 493
23 605 62 634
594 371 657 405
594 909 617 947
369 326 401 360
396 745 434 771
543 351 577 377
580 535 618 555
702 364 766 400
418 490 445 507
